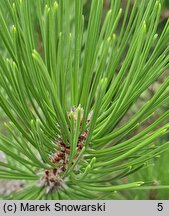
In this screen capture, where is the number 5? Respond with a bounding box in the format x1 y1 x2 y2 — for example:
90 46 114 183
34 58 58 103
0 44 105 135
157 203 163 211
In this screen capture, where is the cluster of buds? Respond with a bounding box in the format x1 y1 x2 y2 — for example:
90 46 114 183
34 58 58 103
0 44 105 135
41 142 70 192
41 106 92 193
77 129 88 150
51 142 70 172
41 168 67 193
